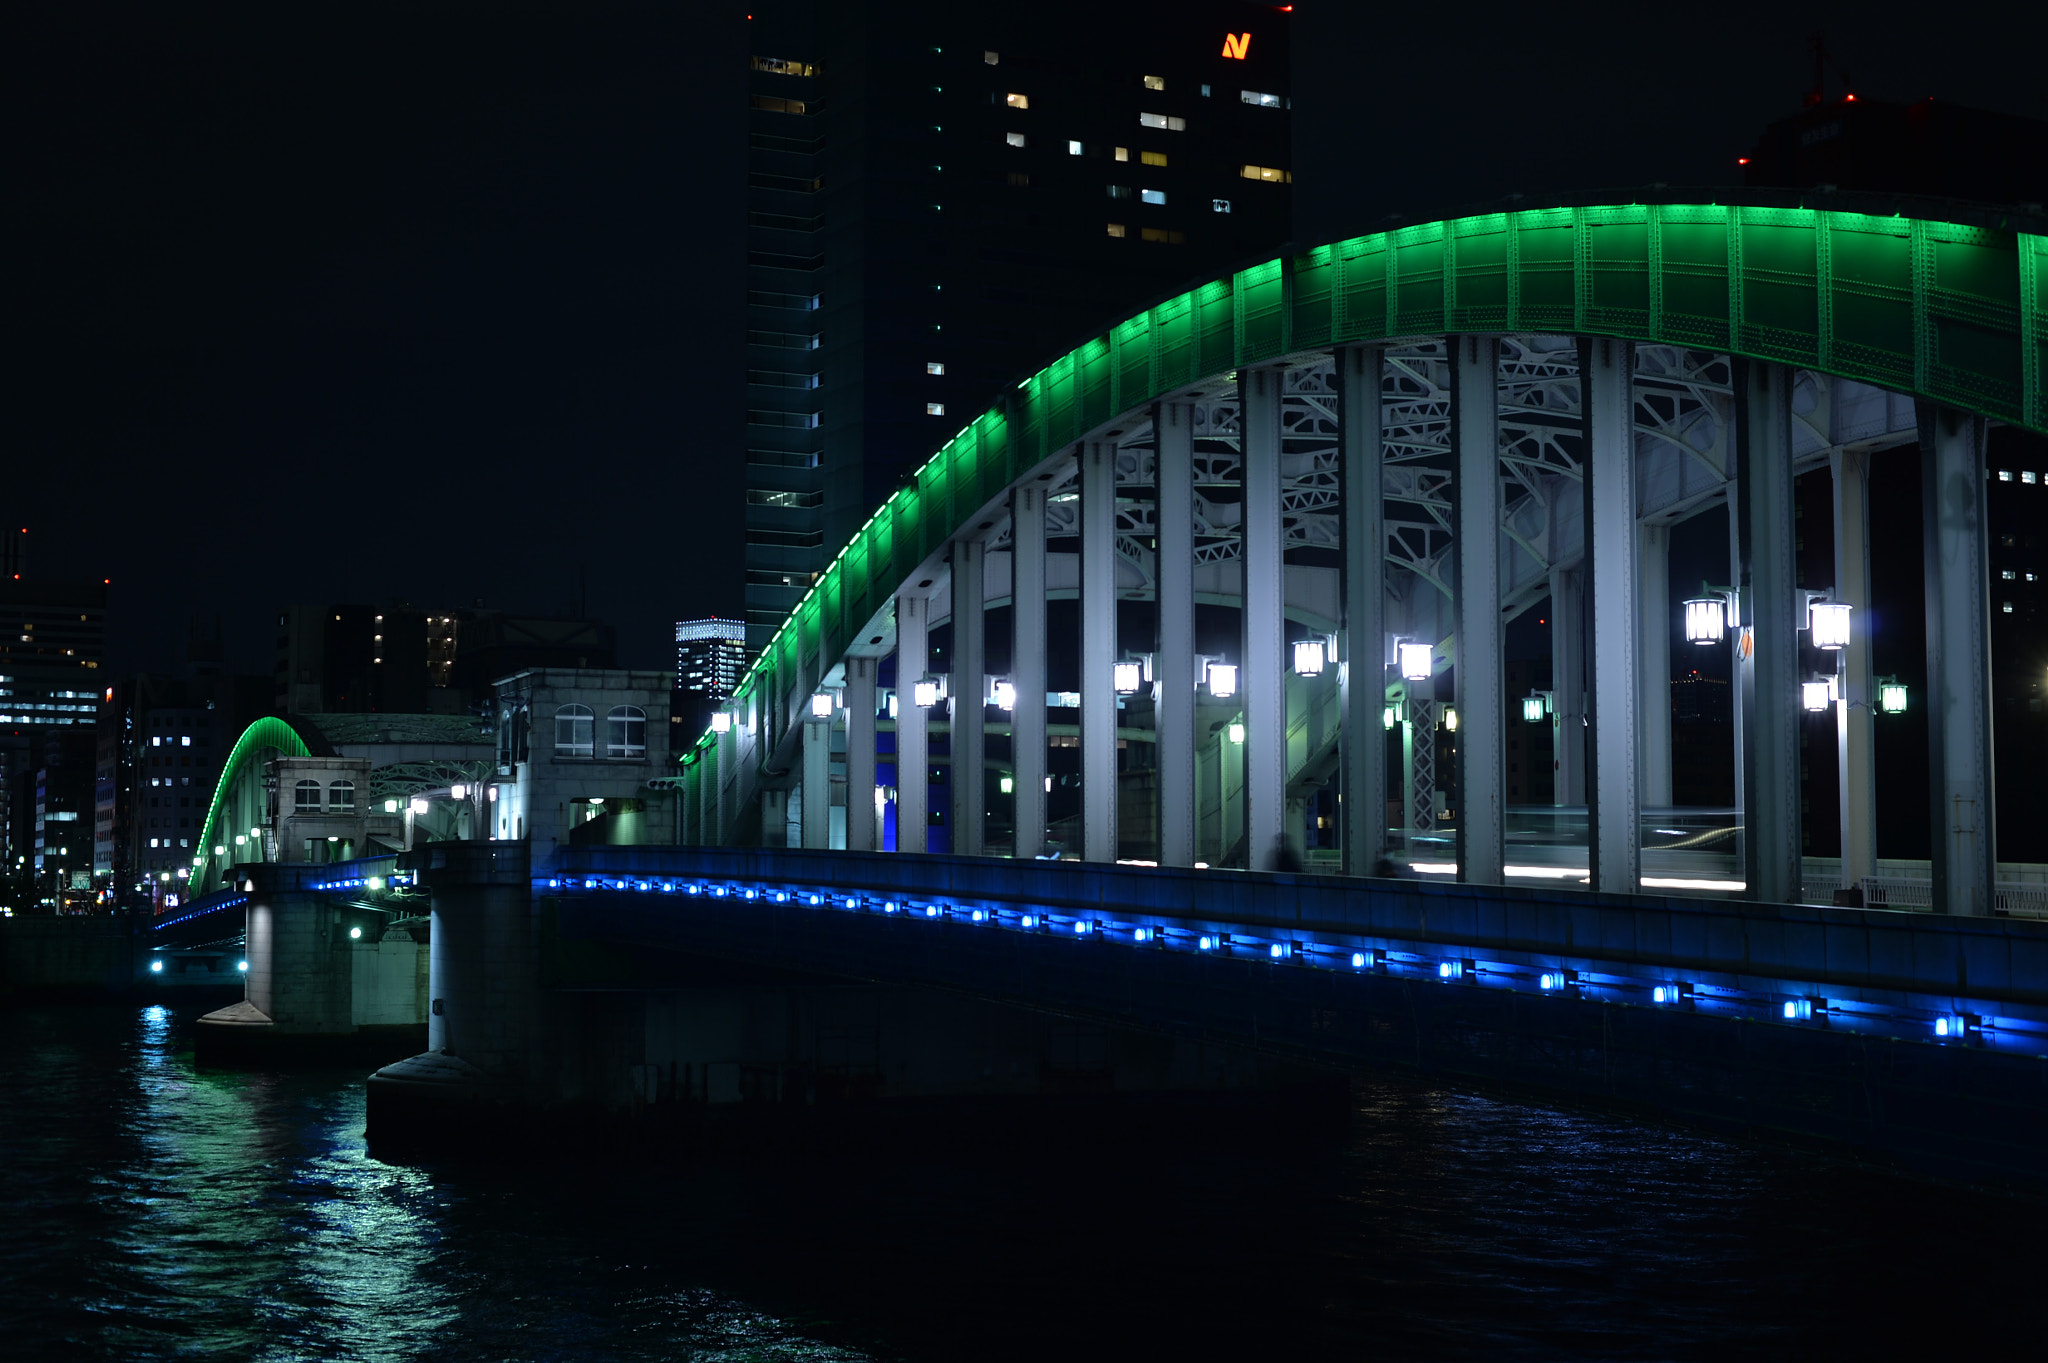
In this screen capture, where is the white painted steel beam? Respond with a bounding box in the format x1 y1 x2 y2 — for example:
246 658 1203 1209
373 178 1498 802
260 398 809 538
1012 484 1049 858
1637 523 1673 807
1451 337 1504 886
1080 439 1118 863
1548 567 1585 806
1920 407 1995 915
1582 337 1641 894
1241 367 1287 871
844 656 876 852
895 593 929 854
1155 402 1197 867
801 713 829 849
951 538 986 856
1735 360 1802 903
1833 448 1876 893
1338 347 1387 874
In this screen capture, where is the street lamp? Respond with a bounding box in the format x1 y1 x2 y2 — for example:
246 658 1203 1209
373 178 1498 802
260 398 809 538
1382 705 1396 730
1683 596 1727 644
912 675 943 708
809 691 834 718
992 680 1017 711
710 711 732 734
1443 707 1459 732
1291 638 1327 677
1205 661 1238 699
1878 677 1908 714
1522 691 1550 723
1397 642 1432 682
1226 722 1245 744
1801 679 1834 712
1112 660 1144 695
1808 600 1852 650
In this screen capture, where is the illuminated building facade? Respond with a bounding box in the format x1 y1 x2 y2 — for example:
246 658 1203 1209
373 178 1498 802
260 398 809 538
741 0 1293 647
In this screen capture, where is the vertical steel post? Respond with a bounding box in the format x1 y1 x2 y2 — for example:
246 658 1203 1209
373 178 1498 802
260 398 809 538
1080 439 1119 862
895 593 929 854
1734 360 1802 903
1920 407 1996 915
1155 402 1198 867
801 710 830 849
844 656 876 851
1451 336 1504 886
1240 367 1286 871
1582 336 1641 894
1638 523 1674 808
1833 447 1877 895
951 538 986 856
715 720 734 847
1548 567 1586 805
1012 484 1049 858
1338 346 1387 875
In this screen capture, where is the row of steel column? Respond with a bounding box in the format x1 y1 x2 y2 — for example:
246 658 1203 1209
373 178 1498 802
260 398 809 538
757 342 1996 914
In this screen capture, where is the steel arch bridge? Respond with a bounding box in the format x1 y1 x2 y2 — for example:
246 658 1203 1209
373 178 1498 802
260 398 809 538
701 202 2043 911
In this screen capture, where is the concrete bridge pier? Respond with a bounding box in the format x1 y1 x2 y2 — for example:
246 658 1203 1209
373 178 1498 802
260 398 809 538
194 862 426 1064
367 842 537 1145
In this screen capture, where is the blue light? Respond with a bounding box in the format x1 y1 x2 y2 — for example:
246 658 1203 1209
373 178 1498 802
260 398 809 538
1075 920 1090 934
845 897 857 909
810 894 821 906
1199 935 1216 950
972 909 986 922
1270 943 1284 959
638 882 649 891
149 959 164 974
548 878 560 888
773 891 786 902
662 882 674 892
926 906 940 918
885 902 898 913
1540 972 1564 991
585 879 597 889
237 960 249 972
1021 915 1037 928
1134 927 1149 942
1783 999 1814 1021
1350 952 1366 968
745 889 757 900
690 884 703 894
714 887 726 897
1439 960 1466 980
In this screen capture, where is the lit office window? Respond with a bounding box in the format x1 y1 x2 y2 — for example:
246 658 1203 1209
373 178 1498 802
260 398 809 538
1142 74 1164 90
1200 83 1212 96
1140 150 1167 166
1006 92 1029 109
2000 470 2014 481
2004 569 2017 580
1106 223 1127 237
1067 139 1082 155
1006 132 1026 147
1114 146 1129 162
926 361 946 375
927 402 946 415
2027 472 2040 485
1140 227 1185 244
1212 198 1232 213
2004 602 2015 613
1241 90 1283 108
1138 112 1186 130
1108 185 1133 199
1239 164 1293 182
984 51 998 64
1140 188 1165 205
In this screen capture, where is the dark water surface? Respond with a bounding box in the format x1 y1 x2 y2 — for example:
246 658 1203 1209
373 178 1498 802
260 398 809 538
3 1001 2042 1361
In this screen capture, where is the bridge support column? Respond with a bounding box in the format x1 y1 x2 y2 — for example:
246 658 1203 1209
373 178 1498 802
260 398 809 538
802 708 830 850
951 538 986 856
1451 336 1504 886
715 721 735 847
1582 337 1641 894
1549 567 1585 805
1338 346 1387 875
1833 447 1877 894
844 656 877 852
1920 406 1996 915
1735 359 1802 903
1241 366 1286 872
1156 401 1197 867
895 593 930 854
1012 484 1049 858
1637 524 1672 808
1080 438 1119 863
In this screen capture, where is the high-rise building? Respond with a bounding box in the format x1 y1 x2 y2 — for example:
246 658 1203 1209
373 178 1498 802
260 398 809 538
741 0 1294 648
674 617 748 736
276 603 616 716
0 577 108 730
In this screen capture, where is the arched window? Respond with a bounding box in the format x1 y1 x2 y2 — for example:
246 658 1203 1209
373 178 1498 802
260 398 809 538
294 779 322 812
607 705 647 758
555 704 594 758
328 780 355 811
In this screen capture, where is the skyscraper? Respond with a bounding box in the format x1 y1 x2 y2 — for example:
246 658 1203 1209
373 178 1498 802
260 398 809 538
741 0 1294 648
674 617 747 736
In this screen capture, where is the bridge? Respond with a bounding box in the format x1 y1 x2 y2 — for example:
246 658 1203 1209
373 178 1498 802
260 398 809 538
185 198 2048 1181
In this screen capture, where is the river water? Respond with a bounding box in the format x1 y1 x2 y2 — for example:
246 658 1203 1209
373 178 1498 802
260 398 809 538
2 1000 2041 1360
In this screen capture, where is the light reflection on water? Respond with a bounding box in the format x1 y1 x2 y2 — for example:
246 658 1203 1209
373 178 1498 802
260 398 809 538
2 1001 2043 1360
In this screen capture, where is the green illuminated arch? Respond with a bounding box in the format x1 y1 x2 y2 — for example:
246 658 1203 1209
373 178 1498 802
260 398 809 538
191 716 312 890
706 201 2047 761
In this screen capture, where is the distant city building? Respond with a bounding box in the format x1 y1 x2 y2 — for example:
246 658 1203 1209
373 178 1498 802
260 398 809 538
741 0 1294 648
676 618 747 701
0 576 108 731
1741 86 2048 208
34 729 94 904
276 603 616 716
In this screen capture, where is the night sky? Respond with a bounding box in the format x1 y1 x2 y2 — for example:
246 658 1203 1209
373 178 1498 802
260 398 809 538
12 1 2045 679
